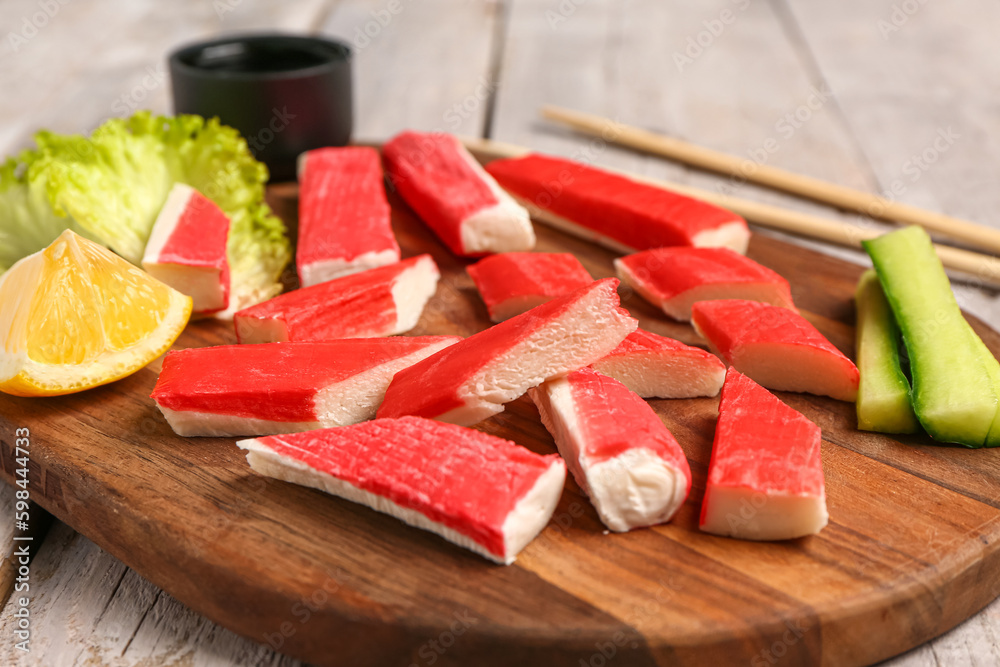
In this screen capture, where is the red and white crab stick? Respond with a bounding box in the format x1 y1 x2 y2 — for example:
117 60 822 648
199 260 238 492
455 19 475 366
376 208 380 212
615 247 795 322
383 131 535 256
485 153 750 254
151 337 458 437
378 278 637 426
691 299 859 402
592 329 725 399
531 368 691 532
297 147 400 286
234 254 439 344
467 252 594 322
700 368 829 541
237 416 567 565
142 183 231 315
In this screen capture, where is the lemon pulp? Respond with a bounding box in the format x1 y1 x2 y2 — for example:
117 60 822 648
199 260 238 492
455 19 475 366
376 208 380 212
0 230 191 396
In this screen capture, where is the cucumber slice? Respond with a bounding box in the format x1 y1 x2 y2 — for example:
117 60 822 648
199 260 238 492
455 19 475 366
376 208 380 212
863 226 997 447
854 270 920 434
970 329 1000 447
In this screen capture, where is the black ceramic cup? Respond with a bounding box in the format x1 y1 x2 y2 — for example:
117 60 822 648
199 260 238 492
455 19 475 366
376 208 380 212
169 33 352 182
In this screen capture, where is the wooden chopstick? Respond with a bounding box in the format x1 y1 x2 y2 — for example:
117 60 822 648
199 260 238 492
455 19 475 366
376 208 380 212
540 105 1000 256
461 136 1000 288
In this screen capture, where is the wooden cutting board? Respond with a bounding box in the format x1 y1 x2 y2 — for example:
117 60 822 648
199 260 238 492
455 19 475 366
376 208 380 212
3 150 1000 667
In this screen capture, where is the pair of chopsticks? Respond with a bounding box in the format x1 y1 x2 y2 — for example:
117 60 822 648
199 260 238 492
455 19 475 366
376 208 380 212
538 105 1000 287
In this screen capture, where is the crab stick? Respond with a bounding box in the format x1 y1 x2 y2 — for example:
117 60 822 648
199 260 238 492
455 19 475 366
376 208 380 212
691 299 859 402
485 153 750 254
592 329 725 399
467 252 593 322
297 147 400 286
531 368 691 531
151 337 459 437
377 278 637 426
700 368 828 541
234 254 439 343
615 247 795 321
237 416 566 564
383 131 535 256
142 183 230 314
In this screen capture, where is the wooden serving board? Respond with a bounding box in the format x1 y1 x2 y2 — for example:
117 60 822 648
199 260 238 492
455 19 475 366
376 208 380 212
4 151 1000 667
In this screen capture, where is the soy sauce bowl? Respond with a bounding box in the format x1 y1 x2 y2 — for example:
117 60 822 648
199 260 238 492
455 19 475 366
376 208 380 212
169 33 352 182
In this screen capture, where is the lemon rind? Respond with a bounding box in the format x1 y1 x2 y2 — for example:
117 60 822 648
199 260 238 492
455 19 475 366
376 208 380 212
0 290 192 397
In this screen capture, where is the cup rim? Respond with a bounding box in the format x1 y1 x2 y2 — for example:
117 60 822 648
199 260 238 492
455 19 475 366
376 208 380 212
168 32 352 82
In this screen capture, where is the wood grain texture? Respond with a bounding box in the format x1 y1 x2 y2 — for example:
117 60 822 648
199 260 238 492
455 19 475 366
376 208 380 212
3 147 1000 666
4 1 1000 664
780 4 1000 661
0 521 301 667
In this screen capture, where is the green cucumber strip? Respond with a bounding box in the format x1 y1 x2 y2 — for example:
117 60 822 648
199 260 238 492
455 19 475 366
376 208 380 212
854 270 920 434
969 327 1000 447
863 226 996 447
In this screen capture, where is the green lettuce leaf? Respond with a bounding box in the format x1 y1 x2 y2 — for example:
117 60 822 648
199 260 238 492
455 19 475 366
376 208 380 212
0 149 100 268
0 111 291 313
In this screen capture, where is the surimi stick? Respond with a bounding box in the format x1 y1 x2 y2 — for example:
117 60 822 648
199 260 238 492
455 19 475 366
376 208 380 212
531 368 691 531
297 147 400 286
151 337 459 436
592 329 725 399
691 299 859 402
615 247 795 321
700 368 828 541
485 153 750 254
467 252 594 322
377 278 637 426
234 254 439 344
142 183 230 315
237 416 566 564
383 131 535 256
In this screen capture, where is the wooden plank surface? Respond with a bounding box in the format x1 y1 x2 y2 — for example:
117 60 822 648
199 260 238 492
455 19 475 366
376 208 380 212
780 0 1000 338
321 0 503 139
0 0 502 664
4 149 1000 666
0 521 300 667
4 0 1000 664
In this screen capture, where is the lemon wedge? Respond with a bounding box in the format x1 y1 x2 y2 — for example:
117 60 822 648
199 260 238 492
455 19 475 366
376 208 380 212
0 230 192 396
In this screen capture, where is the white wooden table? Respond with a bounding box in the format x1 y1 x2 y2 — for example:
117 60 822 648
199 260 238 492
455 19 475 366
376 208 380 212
2 0 999 664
